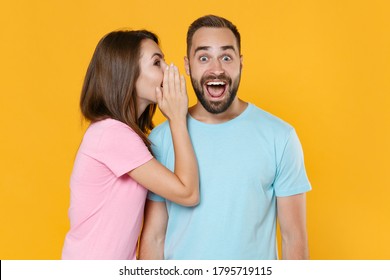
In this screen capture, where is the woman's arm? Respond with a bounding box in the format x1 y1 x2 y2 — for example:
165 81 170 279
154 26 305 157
129 64 199 206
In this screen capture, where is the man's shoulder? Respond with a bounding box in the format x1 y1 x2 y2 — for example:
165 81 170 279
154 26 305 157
248 103 294 132
149 120 172 144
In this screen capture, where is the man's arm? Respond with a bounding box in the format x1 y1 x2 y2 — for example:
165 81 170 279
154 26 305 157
277 193 309 259
139 200 168 259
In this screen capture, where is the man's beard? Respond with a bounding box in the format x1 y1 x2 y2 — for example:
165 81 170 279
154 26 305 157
189 71 241 114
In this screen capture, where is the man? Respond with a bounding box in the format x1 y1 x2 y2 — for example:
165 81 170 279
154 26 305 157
139 15 311 260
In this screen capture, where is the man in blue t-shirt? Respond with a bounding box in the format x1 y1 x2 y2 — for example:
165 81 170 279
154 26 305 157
139 15 311 260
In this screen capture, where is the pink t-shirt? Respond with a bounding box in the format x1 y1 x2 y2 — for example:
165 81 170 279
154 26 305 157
62 119 153 260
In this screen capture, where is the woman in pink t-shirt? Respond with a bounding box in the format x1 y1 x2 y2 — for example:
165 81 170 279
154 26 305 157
62 30 199 260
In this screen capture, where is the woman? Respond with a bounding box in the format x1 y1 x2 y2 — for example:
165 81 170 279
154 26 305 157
62 30 199 259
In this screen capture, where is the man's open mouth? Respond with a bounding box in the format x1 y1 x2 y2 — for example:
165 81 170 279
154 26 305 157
205 81 227 98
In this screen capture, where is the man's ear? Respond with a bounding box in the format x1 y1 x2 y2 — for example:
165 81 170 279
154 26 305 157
184 57 190 75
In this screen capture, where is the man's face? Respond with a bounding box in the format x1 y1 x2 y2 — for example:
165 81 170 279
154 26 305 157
185 27 242 114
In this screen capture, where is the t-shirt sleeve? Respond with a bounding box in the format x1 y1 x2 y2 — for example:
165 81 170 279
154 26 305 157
95 123 153 177
273 128 312 197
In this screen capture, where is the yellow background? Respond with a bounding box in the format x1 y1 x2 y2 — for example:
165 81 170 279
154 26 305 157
1 0 389 259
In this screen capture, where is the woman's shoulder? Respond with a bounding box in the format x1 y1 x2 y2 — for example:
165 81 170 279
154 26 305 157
88 118 135 134
84 118 139 147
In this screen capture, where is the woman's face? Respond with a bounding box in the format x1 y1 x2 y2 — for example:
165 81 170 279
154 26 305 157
136 39 167 111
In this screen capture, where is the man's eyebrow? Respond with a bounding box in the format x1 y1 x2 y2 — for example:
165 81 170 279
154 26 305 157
193 45 236 56
193 46 210 55
221 45 236 52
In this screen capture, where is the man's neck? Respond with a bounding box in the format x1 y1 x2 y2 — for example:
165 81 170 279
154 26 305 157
189 98 248 124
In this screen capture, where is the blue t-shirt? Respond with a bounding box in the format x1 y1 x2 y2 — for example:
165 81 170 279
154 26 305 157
148 103 311 259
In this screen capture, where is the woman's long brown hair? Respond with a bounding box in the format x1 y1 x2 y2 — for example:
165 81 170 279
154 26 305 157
80 30 158 151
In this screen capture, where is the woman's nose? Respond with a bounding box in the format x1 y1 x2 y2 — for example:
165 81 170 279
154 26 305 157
161 60 168 71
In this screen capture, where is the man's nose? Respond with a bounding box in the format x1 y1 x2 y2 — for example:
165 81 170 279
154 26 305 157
209 59 224 75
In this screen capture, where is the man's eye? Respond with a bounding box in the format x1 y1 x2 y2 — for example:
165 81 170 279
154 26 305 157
222 55 232 61
199 56 208 62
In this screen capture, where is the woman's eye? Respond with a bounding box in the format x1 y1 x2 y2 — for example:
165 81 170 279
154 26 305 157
154 60 161 66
